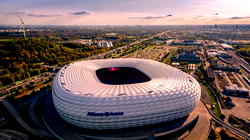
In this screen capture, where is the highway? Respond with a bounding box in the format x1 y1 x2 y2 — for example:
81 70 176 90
28 93 46 128
41 65 60 69
0 72 54 95
0 97 54 138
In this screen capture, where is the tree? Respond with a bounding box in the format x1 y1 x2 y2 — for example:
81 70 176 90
35 69 41 75
16 74 21 81
219 114 225 120
26 72 30 78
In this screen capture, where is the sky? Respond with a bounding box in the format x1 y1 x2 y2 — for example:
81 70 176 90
0 0 250 25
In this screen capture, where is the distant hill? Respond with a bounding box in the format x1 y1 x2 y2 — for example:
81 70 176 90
0 38 108 86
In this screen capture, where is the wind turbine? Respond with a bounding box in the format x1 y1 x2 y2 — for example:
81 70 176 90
19 16 26 38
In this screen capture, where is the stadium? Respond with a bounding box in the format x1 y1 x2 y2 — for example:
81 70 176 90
52 58 201 130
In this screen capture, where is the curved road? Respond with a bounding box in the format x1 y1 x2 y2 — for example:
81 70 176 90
0 97 54 139
201 99 250 139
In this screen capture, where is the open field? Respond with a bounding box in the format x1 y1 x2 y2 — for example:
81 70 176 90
162 48 178 64
222 97 250 122
123 45 174 61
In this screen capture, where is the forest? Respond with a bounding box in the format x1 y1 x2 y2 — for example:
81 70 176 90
0 38 110 86
235 45 250 63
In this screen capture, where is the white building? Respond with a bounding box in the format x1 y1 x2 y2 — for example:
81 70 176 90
52 58 201 129
97 41 113 48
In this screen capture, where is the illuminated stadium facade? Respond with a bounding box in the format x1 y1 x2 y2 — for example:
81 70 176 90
52 58 201 130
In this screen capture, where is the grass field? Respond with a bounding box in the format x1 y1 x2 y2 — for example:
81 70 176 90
202 83 222 118
123 45 172 61
162 48 177 64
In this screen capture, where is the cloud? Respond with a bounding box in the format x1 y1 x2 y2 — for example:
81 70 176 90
213 13 219 16
26 13 61 17
193 15 203 19
71 11 90 15
4 11 61 17
2 10 90 17
7 12 26 15
130 14 172 19
229 16 250 20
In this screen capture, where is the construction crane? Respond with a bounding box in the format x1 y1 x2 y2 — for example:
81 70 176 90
19 16 26 38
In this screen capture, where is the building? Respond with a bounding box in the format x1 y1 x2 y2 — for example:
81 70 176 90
223 86 249 97
97 41 113 48
172 53 201 63
170 40 203 46
211 64 240 72
188 64 196 70
52 58 201 130
206 49 232 58
207 68 215 81
171 62 180 66
216 53 232 59
72 39 92 45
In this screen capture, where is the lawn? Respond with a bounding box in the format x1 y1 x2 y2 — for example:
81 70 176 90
202 83 222 118
162 48 177 64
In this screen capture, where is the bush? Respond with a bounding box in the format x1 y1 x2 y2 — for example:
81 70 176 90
219 114 225 120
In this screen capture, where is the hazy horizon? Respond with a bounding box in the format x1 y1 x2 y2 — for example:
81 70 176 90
0 0 250 25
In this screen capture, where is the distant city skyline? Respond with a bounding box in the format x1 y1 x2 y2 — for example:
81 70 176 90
0 0 250 25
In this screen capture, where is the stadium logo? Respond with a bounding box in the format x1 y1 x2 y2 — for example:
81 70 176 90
87 112 124 117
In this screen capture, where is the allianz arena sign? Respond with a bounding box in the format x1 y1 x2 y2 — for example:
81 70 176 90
87 112 124 117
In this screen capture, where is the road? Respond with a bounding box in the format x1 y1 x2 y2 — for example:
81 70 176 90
41 65 60 70
0 72 54 95
201 99 250 139
228 51 250 77
184 101 212 140
234 72 250 89
0 97 53 138
232 72 249 89
28 93 47 128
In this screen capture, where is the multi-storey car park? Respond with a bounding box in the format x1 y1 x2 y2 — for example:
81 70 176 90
52 58 201 130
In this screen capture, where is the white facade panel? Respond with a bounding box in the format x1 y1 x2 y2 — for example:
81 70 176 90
52 58 201 129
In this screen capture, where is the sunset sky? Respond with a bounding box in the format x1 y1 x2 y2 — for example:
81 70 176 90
0 0 250 25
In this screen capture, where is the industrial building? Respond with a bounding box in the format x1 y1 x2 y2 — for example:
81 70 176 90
172 53 201 63
206 68 215 81
206 50 232 58
52 58 201 130
170 40 203 46
223 86 249 97
211 64 240 72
